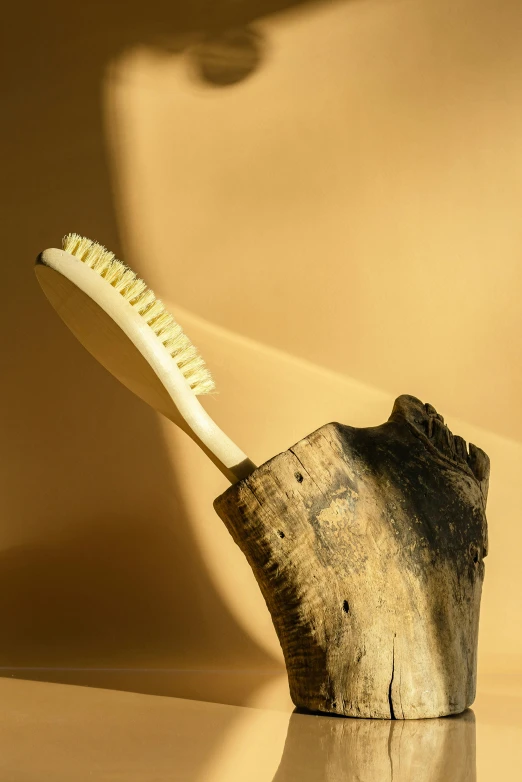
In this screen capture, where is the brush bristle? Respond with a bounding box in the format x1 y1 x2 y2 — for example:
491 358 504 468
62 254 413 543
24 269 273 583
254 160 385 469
62 233 216 395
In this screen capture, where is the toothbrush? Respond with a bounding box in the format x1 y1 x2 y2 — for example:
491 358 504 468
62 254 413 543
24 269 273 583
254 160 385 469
35 234 256 483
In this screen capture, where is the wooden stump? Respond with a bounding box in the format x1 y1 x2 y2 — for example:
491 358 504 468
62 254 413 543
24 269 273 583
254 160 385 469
214 395 489 719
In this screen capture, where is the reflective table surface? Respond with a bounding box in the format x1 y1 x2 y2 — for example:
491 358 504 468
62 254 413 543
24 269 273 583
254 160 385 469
0 671 520 780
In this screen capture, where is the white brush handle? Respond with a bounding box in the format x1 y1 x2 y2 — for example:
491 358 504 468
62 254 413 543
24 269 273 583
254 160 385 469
36 249 257 484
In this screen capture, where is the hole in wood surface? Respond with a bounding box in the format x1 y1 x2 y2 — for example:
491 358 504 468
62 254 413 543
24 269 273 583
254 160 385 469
294 471 304 483
278 530 285 538
343 600 349 613
473 552 479 563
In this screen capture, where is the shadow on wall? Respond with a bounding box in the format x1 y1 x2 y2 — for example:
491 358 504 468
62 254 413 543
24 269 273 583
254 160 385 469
0 0 325 688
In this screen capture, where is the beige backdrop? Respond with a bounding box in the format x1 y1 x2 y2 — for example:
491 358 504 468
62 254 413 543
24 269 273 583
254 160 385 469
2 0 521 695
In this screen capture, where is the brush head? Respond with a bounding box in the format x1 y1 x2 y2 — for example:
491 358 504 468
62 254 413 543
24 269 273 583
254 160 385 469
60 233 215 396
35 233 219 438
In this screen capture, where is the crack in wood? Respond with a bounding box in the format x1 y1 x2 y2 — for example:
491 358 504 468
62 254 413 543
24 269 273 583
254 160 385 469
289 449 325 496
388 636 396 720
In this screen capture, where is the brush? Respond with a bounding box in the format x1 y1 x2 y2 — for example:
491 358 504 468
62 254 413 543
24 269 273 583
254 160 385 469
35 233 256 483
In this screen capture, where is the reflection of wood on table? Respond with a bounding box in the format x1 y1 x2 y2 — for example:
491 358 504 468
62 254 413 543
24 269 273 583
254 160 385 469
273 709 476 782
215 395 489 719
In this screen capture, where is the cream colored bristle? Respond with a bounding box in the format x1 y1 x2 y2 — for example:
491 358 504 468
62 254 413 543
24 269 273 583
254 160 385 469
62 233 215 395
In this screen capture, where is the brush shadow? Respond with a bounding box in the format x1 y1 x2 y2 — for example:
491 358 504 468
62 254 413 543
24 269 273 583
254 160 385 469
0 0 330 697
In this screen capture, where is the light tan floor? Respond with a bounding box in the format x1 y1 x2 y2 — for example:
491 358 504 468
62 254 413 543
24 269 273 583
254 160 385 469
0 671 520 780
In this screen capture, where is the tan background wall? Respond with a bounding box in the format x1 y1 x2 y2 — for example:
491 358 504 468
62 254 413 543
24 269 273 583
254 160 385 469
1 0 521 688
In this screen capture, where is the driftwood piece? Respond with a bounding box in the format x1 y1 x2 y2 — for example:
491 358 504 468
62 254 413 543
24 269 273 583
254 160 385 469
214 395 489 719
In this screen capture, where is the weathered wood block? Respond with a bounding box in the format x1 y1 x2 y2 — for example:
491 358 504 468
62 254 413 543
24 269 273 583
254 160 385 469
214 395 489 719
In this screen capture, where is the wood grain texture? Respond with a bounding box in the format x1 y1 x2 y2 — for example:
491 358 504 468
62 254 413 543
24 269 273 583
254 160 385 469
214 395 489 719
